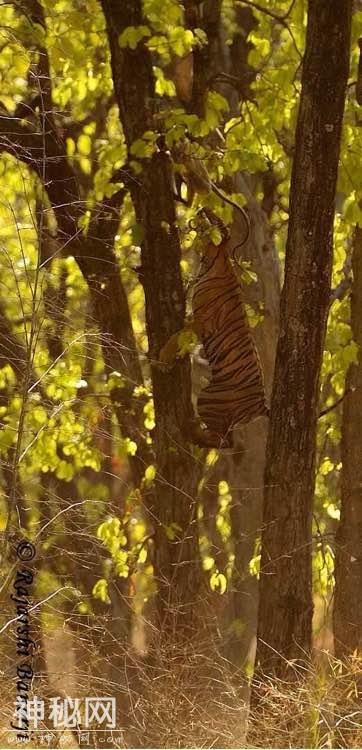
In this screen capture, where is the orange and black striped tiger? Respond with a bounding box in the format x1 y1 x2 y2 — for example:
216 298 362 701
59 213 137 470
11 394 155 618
192 239 268 445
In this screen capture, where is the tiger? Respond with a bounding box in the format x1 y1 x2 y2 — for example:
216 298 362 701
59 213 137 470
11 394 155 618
192 238 269 446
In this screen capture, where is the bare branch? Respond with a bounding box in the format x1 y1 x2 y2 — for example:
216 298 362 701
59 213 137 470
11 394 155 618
319 386 355 418
236 0 302 59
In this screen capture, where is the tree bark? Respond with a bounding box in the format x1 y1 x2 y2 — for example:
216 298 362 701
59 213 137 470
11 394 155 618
333 226 362 659
99 0 203 630
253 0 352 678
181 1 280 667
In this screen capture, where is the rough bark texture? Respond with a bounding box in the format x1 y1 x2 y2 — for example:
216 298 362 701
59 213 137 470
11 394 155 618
225 194 280 668
254 0 352 677
100 0 203 629
240 222 278 654
333 226 362 659
183 0 223 116
181 1 280 667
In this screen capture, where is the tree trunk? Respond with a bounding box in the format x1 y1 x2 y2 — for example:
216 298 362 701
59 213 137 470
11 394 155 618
333 226 362 659
225 193 280 668
253 0 352 679
99 0 203 631
181 1 281 667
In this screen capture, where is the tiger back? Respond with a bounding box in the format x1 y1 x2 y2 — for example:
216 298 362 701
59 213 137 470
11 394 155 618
192 240 268 444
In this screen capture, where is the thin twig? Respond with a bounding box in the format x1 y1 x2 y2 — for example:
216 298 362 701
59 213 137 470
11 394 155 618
235 0 302 59
319 386 355 418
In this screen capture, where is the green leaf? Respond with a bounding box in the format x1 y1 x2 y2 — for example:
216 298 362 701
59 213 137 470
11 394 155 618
210 571 227 595
120 437 138 456
154 66 176 97
130 134 157 159
168 27 194 57
115 549 129 577
92 579 110 603
319 458 334 476
144 464 156 484
78 134 92 155
177 328 198 356
119 25 151 50
143 399 155 430
202 555 215 572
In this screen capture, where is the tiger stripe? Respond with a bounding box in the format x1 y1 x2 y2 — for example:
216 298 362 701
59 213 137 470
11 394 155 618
193 240 268 443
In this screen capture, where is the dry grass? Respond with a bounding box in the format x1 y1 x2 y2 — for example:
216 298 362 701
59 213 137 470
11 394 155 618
247 653 362 749
0 605 361 749
122 633 362 749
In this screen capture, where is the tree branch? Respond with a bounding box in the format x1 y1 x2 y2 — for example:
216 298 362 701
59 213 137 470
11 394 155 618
0 300 43 395
236 0 302 59
0 3 150 485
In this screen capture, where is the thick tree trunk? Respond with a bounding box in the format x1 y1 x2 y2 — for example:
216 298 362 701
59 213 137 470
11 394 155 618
100 0 203 630
224 194 280 668
253 0 352 678
181 1 280 667
333 226 362 659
